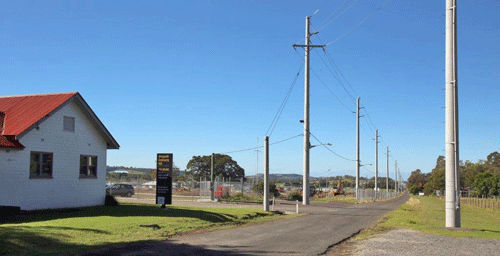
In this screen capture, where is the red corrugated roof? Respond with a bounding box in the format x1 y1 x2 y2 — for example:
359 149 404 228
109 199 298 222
0 92 77 136
0 92 119 150
0 135 25 149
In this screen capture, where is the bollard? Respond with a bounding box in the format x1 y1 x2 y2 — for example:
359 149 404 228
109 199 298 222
272 197 275 211
296 200 299 214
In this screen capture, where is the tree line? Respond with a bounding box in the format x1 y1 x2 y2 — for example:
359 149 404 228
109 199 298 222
408 151 500 197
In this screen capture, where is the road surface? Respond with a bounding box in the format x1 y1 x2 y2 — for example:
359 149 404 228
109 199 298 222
86 193 408 256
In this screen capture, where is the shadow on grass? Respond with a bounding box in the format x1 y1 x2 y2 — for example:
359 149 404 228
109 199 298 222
1 204 238 225
0 225 258 255
0 205 275 255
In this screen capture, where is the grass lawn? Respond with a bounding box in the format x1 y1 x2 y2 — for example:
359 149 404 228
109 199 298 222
0 203 292 255
358 196 500 240
312 195 356 204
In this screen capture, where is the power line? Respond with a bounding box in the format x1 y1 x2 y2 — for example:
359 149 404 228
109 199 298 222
362 106 379 132
323 48 358 99
325 0 395 46
265 62 303 136
316 0 362 33
310 132 355 161
221 134 303 154
270 133 303 146
314 48 357 104
310 67 354 113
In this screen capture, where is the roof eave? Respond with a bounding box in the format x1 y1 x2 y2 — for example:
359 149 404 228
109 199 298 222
73 93 120 150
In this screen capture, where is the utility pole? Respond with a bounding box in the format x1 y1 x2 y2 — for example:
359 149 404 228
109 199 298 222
263 136 269 211
445 0 460 228
399 168 402 192
386 147 389 197
394 160 398 193
374 129 379 201
355 98 361 201
254 148 260 185
211 153 215 201
293 16 324 205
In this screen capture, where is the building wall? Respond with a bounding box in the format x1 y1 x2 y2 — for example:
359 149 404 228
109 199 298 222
0 100 108 210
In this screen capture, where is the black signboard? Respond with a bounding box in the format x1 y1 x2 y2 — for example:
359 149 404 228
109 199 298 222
156 153 173 206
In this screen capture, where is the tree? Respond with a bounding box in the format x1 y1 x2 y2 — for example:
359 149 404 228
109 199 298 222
409 184 424 195
473 172 493 197
252 181 279 197
487 151 500 167
461 161 485 189
423 156 445 195
486 151 500 174
186 154 244 180
407 169 428 188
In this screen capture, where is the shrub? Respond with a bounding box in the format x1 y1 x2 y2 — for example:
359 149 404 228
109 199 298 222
409 184 424 195
225 193 261 201
287 191 302 201
252 182 279 197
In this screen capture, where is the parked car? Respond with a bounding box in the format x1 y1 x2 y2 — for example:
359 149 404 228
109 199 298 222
106 184 135 197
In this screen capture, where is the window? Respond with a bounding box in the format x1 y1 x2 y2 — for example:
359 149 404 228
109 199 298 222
63 116 75 132
30 152 53 178
80 155 97 178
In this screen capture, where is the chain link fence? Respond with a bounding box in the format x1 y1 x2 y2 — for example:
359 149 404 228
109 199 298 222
342 188 400 202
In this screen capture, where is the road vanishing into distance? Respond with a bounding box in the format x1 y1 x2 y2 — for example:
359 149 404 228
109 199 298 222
86 193 408 256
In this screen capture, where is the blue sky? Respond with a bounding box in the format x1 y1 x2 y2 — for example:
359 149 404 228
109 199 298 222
1 0 499 180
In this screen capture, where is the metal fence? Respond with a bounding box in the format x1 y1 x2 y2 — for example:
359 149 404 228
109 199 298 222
343 188 401 202
199 179 254 200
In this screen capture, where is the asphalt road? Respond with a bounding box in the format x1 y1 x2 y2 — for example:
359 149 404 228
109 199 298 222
85 194 408 256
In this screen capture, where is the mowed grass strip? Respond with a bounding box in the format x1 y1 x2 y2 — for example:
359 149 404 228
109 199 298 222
358 196 500 239
0 203 292 255
312 195 357 204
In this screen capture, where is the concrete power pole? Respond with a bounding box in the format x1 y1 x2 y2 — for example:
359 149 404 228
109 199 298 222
263 136 269 211
355 98 361 202
374 129 379 201
293 16 324 205
254 148 260 185
445 0 460 228
394 161 398 193
386 147 389 197
211 153 215 201
399 168 402 192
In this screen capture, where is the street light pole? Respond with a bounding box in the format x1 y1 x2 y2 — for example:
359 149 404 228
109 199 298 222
325 169 331 192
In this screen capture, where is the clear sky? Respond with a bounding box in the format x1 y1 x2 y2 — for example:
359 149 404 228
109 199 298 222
2 0 499 180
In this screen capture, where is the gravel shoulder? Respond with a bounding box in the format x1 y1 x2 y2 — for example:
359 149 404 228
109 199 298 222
333 228 500 256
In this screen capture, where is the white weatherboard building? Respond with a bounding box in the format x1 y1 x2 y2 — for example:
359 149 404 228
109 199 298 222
0 92 119 210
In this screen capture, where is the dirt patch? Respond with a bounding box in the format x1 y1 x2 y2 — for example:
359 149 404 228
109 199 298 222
406 197 420 206
323 238 358 255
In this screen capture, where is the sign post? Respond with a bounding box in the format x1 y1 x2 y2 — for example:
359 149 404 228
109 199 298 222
156 153 173 209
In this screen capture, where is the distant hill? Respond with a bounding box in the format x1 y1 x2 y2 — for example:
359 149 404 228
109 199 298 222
106 166 154 174
246 173 302 180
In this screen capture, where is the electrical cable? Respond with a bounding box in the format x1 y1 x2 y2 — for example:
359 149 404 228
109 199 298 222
310 132 355 161
322 48 359 99
221 134 303 154
316 0 362 32
325 0 394 46
310 67 354 113
265 62 304 137
314 48 357 104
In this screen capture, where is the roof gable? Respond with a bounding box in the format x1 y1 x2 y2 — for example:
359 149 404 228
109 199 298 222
0 92 119 149
0 92 76 136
